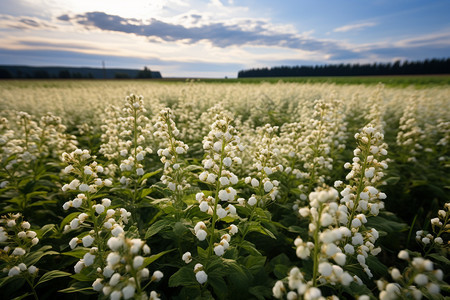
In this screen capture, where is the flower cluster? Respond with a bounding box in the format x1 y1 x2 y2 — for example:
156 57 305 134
154 108 190 194
99 94 153 179
416 202 449 250
93 233 162 300
245 124 281 205
61 148 112 194
396 98 425 163
377 251 444 300
0 213 39 277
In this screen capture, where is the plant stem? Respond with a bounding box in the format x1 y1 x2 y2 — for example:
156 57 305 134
312 204 323 287
207 136 225 258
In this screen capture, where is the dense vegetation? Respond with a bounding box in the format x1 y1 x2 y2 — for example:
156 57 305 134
0 81 448 299
238 58 450 78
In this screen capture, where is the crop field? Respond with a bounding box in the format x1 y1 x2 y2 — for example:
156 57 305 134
0 79 449 299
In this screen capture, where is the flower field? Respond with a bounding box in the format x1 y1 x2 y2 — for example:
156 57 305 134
0 80 449 299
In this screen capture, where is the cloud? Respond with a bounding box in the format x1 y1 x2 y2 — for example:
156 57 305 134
57 11 355 59
333 22 376 33
0 14 56 29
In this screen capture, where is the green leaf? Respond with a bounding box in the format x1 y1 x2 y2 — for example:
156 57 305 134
428 253 450 266
59 282 95 294
239 240 261 256
145 219 172 239
249 286 272 300
60 212 80 229
245 255 266 272
366 256 388 277
207 274 228 300
62 247 89 259
140 188 154 198
36 224 56 238
28 200 56 208
142 249 175 268
168 266 198 287
12 293 32 300
0 276 13 288
36 270 71 287
23 246 58 266
140 169 162 182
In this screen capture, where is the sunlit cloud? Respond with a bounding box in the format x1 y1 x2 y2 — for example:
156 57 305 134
333 22 376 33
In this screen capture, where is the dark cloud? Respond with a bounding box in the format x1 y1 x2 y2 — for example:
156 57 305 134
20 18 39 27
57 14 70 21
59 11 356 59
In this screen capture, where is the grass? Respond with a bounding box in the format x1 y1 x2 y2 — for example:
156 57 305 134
1 74 450 89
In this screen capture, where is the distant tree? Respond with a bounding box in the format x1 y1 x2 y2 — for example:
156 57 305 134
237 58 450 78
33 70 50 78
115 72 130 79
0 68 12 79
137 67 153 79
72 72 83 79
58 70 71 79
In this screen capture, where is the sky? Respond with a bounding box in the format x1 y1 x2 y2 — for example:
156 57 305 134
0 0 449 78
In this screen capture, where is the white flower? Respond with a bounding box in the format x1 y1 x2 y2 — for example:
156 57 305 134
214 245 225 256
79 183 89 192
320 213 334 227
103 266 115 278
182 252 192 263
133 256 144 269
21 221 30 229
264 181 274 192
334 253 346 266
414 274 428 286
219 177 230 186
318 262 332 276
229 224 238 235
28 265 38 274
83 252 96 266
12 247 26 256
74 260 84 273
223 157 232 167
107 252 121 266
136 152 144 161
122 285 135 299
196 229 207 241
72 197 83 208
248 196 257 206
273 281 285 299
218 189 229 201
251 178 259 187
130 239 143 254
102 198 111 207
111 225 124 237
206 173 216 183
199 201 209 212
398 250 409 260
8 266 21 277
107 237 123 251
18 263 27 271
195 270 208 284
217 207 227 219
82 235 94 247
136 168 144 176
109 273 121 286
152 270 164 282
93 204 105 214
69 237 79 249
92 278 103 292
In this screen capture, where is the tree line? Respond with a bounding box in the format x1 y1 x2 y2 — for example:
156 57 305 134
0 66 161 79
237 58 450 78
